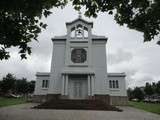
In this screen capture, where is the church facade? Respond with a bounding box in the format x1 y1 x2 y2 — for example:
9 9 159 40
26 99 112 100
34 16 128 105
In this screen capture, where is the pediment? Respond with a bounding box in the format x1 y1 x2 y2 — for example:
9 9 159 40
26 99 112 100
66 18 93 28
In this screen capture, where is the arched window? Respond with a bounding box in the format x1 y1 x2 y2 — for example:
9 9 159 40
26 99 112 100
42 80 49 88
112 80 115 88
116 80 119 88
70 24 88 38
109 80 119 89
109 80 112 88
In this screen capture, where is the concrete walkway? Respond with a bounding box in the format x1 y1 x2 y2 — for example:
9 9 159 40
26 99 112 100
0 103 159 120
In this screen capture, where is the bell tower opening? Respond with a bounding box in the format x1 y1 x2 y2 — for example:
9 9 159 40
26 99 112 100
70 24 88 39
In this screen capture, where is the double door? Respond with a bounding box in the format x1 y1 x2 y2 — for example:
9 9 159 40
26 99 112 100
68 75 88 99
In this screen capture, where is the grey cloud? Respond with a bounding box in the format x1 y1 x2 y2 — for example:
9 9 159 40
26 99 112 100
109 66 138 88
108 49 133 65
0 51 50 80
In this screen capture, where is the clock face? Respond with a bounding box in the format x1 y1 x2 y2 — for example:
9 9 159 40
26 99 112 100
71 48 87 63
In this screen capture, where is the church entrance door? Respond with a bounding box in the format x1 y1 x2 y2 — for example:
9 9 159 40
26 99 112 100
68 74 88 99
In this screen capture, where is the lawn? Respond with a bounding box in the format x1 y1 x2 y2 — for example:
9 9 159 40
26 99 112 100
0 97 27 107
129 101 160 114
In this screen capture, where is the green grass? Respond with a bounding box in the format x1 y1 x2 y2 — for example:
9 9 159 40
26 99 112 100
129 101 160 114
0 97 27 107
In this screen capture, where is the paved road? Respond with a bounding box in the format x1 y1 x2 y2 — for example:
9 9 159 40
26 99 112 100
0 103 159 120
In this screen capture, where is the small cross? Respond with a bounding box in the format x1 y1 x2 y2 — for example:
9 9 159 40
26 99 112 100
78 11 82 18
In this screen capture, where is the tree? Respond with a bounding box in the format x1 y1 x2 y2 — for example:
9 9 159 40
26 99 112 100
127 88 133 100
15 78 29 95
15 79 35 95
1 0 160 60
0 73 35 95
132 87 144 101
27 80 35 94
0 80 2 92
151 82 157 94
155 81 160 95
144 82 154 96
0 0 67 60
72 0 160 44
0 73 16 93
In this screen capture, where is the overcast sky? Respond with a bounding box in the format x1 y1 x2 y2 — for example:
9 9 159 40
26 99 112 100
0 5 160 88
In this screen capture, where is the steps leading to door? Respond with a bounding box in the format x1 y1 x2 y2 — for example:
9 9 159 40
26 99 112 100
33 99 122 111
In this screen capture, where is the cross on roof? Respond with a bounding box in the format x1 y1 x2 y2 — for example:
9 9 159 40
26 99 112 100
78 11 82 18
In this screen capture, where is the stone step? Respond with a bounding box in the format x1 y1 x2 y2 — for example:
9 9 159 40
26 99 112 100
33 99 122 111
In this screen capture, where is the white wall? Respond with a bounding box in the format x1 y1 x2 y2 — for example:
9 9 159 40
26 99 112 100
106 76 127 96
34 18 127 98
48 40 66 94
34 39 127 97
92 40 108 95
34 75 50 95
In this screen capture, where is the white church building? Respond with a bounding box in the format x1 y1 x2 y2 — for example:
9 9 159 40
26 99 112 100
34 15 128 105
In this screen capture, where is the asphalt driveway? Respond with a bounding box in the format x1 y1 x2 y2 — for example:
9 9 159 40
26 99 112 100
0 103 159 120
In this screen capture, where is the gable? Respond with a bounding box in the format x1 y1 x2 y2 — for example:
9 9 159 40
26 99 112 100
66 18 93 28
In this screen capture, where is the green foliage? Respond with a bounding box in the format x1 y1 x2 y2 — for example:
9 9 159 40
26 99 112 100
27 80 35 93
132 87 144 101
15 78 29 94
0 73 35 95
156 81 160 94
144 82 154 96
128 81 160 100
127 88 134 100
15 79 35 94
0 97 26 107
143 81 160 96
71 0 160 43
129 101 160 114
1 73 16 93
0 0 67 60
0 80 2 89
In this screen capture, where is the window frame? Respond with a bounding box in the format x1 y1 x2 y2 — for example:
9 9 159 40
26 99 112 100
109 80 112 88
115 80 119 88
42 80 49 88
71 48 87 63
109 80 119 89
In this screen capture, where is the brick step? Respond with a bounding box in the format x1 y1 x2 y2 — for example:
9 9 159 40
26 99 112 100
34 99 122 111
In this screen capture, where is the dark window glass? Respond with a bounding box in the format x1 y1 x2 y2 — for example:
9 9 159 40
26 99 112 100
109 80 112 88
42 80 45 88
116 80 119 88
71 48 87 63
45 80 49 88
112 80 115 88
42 80 49 88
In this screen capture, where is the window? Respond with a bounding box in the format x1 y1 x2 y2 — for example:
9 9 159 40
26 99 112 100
112 80 115 88
109 80 119 89
75 27 83 38
70 24 88 38
71 48 87 63
109 80 112 88
116 80 119 88
42 80 49 88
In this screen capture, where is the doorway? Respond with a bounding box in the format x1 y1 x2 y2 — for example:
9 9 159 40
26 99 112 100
68 74 88 99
